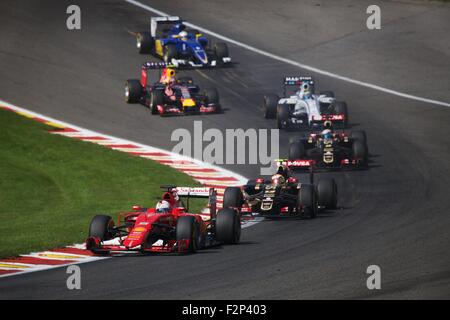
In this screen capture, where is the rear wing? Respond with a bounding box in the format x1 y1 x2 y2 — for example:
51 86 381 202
283 76 315 97
143 62 175 70
275 159 315 183
140 62 176 86
175 186 213 198
284 76 314 86
151 16 181 37
162 185 218 218
275 158 314 168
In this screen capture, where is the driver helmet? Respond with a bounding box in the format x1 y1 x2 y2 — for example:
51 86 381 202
322 129 332 140
156 200 171 213
172 23 185 34
276 165 288 178
271 174 286 187
179 30 188 38
299 82 313 99
161 68 176 85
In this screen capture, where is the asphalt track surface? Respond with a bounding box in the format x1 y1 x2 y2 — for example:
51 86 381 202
0 0 449 299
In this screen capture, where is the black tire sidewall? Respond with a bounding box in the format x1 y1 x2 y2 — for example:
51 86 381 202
176 216 200 252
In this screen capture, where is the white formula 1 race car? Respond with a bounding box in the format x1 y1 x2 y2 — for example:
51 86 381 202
262 76 349 130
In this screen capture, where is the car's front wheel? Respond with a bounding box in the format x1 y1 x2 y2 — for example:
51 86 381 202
176 216 201 253
89 215 115 241
150 89 164 114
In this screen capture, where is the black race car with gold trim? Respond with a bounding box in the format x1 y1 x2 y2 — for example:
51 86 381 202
286 128 368 170
222 165 338 219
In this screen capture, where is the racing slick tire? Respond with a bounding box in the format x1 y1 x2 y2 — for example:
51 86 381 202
204 87 220 104
316 179 338 209
89 215 115 241
125 79 142 103
163 44 178 63
298 185 318 219
277 104 290 129
333 101 349 126
176 216 201 253
289 142 306 160
223 187 244 208
150 89 164 114
136 32 153 54
216 208 241 244
262 94 279 119
352 140 368 166
350 130 367 145
320 91 335 98
214 42 229 61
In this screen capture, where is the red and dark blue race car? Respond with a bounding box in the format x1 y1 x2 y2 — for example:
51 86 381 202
125 62 221 116
86 186 241 255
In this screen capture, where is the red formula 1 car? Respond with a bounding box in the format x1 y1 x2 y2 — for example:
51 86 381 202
85 186 241 255
125 62 221 116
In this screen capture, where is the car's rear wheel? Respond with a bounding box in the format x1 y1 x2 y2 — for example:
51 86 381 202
333 101 349 126
136 32 153 54
316 179 338 209
125 80 142 103
263 94 279 119
216 208 241 244
277 104 290 129
204 87 219 104
298 185 317 218
350 130 367 145
150 89 164 114
176 216 200 253
352 140 368 165
163 44 178 63
89 215 115 241
289 142 306 160
223 187 244 208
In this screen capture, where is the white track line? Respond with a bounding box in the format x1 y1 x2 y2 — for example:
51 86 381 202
125 0 450 108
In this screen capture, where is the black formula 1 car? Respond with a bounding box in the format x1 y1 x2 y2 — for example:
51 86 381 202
125 62 221 116
286 129 368 170
222 166 338 219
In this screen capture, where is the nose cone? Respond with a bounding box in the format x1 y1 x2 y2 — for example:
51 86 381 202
194 48 208 64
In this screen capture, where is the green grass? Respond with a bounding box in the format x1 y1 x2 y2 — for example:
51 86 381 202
0 108 203 258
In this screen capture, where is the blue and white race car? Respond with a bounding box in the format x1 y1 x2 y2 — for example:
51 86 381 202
136 16 231 68
262 77 349 130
